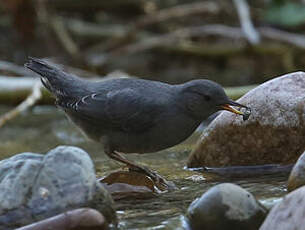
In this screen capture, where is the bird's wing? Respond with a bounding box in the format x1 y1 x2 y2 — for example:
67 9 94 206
68 88 163 133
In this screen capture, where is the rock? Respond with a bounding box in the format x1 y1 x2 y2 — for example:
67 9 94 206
202 164 293 178
260 185 305 230
287 151 305 192
186 183 267 230
188 71 305 167
0 146 116 229
16 208 107 230
100 170 175 200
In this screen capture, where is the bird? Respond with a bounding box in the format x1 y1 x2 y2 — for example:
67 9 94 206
25 57 250 183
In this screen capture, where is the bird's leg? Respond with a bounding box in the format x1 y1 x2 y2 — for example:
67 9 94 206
110 151 158 178
107 150 167 187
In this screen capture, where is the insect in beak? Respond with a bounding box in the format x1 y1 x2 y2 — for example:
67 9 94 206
220 100 251 121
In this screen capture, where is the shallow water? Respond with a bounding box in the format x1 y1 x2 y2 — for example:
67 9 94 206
0 106 288 229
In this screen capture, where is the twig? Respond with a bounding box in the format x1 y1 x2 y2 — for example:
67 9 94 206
50 16 80 57
0 82 42 128
87 24 305 66
92 1 220 52
233 0 260 44
86 25 246 66
259 27 305 49
135 1 219 28
35 0 80 59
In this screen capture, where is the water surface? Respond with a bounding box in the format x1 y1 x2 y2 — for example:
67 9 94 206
0 106 288 229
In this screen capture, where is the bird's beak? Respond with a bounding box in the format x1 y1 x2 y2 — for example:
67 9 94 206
220 100 248 115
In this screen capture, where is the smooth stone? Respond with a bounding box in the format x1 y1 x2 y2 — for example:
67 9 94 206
16 208 107 230
287 151 305 192
0 146 116 229
186 183 267 230
100 170 174 200
188 71 305 167
260 185 305 230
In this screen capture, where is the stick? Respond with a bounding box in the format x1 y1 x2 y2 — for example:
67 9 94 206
50 16 80 57
91 1 219 52
0 81 42 128
87 24 305 66
135 1 219 28
259 27 305 49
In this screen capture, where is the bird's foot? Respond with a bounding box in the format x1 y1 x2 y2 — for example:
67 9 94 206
109 151 176 191
128 165 176 191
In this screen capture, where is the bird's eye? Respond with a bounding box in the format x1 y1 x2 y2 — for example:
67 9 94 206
204 95 211 101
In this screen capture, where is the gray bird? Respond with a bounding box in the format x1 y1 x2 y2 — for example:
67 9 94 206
25 58 250 182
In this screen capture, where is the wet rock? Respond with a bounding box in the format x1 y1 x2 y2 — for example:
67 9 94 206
100 170 175 200
16 208 107 230
0 146 116 229
287 151 305 192
188 71 305 167
186 183 267 230
260 185 305 230
201 164 293 178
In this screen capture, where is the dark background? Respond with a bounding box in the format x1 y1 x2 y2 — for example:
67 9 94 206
0 0 304 87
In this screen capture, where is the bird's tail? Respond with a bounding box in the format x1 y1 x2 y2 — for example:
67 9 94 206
25 57 88 100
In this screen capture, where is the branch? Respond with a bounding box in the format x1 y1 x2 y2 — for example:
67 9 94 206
89 1 220 52
135 1 219 28
233 0 260 44
0 81 42 128
87 24 305 66
50 16 80 57
259 27 305 49
35 0 80 59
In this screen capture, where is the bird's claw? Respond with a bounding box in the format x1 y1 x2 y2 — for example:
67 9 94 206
128 165 168 188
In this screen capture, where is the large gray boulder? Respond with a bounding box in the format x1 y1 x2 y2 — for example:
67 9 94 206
260 185 305 230
186 183 267 230
188 71 305 167
0 146 116 229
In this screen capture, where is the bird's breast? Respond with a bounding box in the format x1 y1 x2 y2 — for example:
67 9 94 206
107 115 201 153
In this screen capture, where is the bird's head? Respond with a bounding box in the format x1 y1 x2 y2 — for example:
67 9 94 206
180 79 250 120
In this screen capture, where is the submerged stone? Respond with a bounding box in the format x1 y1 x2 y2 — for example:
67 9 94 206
287 151 305 192
0 146 116 229
186 183 267 230
188 71 305 167
260 185 305 230
100 170 175 200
